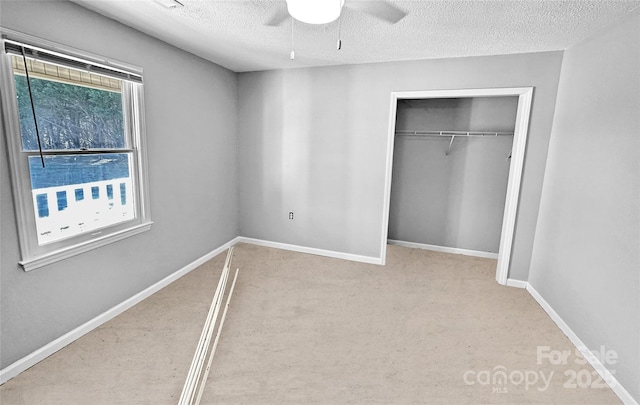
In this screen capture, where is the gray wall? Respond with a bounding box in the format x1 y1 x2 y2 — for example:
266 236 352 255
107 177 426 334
529 14 640 401
238 53 563 280
0 1 238 368
389 97 517 252
395 97 518 133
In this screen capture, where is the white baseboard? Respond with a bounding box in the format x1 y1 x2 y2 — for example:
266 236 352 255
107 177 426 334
506 279 528 289
387 239 499 259
526 284 637 405
235 237 382 265
0 238 237 385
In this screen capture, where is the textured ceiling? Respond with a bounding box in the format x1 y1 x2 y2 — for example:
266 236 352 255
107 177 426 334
70 0 640 72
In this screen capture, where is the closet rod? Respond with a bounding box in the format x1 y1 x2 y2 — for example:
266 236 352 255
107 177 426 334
395 130 514 156
395 130 514 137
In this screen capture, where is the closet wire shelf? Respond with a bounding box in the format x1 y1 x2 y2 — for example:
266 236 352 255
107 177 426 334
395 130 514 156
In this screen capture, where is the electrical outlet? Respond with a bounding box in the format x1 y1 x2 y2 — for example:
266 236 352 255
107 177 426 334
289 212 294 220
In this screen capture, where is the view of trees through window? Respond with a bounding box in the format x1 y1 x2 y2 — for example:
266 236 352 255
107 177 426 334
15 75 125 151
13 61 134 245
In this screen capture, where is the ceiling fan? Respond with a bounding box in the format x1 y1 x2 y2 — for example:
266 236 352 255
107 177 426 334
266 0 407 26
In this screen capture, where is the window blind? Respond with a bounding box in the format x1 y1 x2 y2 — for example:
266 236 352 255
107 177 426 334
4 40 143 83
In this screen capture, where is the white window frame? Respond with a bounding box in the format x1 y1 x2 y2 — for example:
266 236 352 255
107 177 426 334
0 28 152 271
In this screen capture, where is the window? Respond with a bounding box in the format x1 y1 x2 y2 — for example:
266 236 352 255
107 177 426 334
1 29 152 271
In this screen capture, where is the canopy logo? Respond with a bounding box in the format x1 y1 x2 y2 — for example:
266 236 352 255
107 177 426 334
463 366 553 393
462 345 618 393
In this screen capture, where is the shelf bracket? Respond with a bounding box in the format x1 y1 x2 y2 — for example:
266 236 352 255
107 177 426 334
445 135 456 156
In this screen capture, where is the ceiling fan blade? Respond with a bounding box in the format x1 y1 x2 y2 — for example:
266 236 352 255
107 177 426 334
265 3 290 26
346 1 407 24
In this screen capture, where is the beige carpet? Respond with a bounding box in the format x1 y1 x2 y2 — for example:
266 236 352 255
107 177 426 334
0 243 620 404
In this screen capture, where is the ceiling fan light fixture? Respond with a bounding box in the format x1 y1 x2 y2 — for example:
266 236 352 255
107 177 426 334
286 0 345 24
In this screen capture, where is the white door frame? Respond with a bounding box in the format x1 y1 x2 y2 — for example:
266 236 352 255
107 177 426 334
380 87 534 285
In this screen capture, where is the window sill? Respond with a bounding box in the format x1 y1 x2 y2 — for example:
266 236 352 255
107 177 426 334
19 221 153 272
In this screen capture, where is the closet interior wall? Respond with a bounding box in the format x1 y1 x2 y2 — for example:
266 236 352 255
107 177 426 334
389 97 517 254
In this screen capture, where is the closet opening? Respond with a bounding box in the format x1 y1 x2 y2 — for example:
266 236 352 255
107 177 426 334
380 88 533 285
